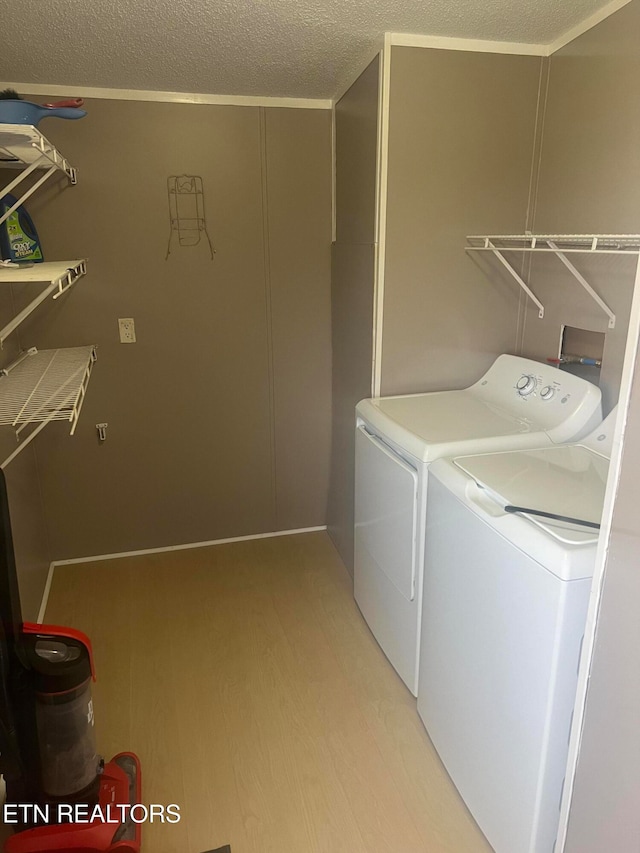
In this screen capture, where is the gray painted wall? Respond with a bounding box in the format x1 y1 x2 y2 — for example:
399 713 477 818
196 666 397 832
522 1 640 414
380 47 543 395
9 98 332 568
327 57 379 574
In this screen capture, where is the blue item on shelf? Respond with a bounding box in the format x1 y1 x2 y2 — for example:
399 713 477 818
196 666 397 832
0 99 87 126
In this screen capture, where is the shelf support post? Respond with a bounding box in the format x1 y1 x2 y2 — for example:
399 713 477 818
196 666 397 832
484 240 545 318
547 241 616 329
0 164 58 227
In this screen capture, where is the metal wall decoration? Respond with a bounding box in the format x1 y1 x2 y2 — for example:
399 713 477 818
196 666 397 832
166 175 215 260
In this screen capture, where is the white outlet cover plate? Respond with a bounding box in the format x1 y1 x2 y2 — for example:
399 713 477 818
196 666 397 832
118 318 136 343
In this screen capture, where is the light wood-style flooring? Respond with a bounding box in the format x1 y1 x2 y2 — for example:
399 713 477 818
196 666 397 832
43 531 492 853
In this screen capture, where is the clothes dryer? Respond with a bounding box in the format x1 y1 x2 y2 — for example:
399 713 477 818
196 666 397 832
354 354 602 694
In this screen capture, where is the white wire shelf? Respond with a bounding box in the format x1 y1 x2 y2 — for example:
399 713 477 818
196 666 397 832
0 124 77 229
466 235 640 254
0 346 96 468
0 260 87 347
465 234 640 329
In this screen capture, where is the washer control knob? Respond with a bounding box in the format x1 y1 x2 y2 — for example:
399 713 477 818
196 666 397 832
516 375 536 396
540 385 555 401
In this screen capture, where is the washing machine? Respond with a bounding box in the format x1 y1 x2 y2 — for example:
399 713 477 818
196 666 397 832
354 354 602 695
416 407 617 853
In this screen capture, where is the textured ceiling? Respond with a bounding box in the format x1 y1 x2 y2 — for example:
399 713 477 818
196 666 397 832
1 0 614 100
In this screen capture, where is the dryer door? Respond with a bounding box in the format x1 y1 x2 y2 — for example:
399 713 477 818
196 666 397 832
354 425 418 602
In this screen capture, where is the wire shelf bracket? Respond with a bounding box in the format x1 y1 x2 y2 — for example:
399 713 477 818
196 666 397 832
469 237 545 318
466 234 640 329
0 125 77 227
0 260 87 346
0 345 96 468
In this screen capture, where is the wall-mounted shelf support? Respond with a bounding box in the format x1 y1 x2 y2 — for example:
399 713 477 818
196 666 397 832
466 234 640 328
471 238 545 318
0 125 78 227
0 346 96 468
0 159 57 227
547 242 616 329
0 260 87 347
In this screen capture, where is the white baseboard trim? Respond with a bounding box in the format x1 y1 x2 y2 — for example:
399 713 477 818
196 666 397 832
50 525 328 568
37 562 56 624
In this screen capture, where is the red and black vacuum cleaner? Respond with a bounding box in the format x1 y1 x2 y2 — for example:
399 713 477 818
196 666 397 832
0 470 142 852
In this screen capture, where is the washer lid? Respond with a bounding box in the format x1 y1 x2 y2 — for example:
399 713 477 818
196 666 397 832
453 444 609 544
359 391 537 460
370 392 532 441
358 391 553 462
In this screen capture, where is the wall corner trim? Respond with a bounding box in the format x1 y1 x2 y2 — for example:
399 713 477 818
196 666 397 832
48 526 329 569
548 0 633 54
0 81 332 110
332 39 385 105
372 35 392 397
388 32 549 56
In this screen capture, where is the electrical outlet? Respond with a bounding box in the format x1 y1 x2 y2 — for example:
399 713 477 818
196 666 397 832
118 318 136 343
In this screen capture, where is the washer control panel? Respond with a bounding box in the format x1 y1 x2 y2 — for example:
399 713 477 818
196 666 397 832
472 354 602 439
473 355 599 419
514 373 562 402
516 375 537 397
539 385 556 401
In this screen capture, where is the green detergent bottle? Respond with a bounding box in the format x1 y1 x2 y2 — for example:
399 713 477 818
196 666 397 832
0 194 44 263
